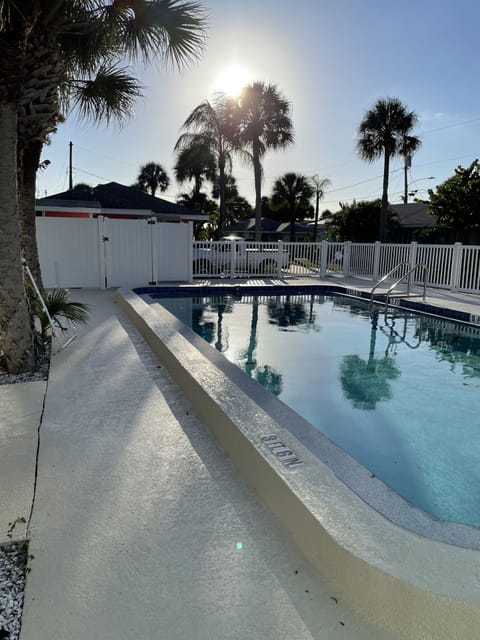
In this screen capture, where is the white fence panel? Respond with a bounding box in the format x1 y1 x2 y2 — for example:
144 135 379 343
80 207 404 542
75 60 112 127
416 244 454 288
192 240 289 278
379 244 410 276
285 242 321 277
350 243 376 277
104 218 152 288
325 242 345 273
155 222 192 281
459 246 480 292
37 217 103 288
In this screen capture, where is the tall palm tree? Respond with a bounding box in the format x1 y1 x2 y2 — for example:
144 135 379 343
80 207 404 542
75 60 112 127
311 175 331 242
356 97 420 242
175 92 237 237
135 162 170 196
271 172 314 242
174 138 216 194
235 82 294 241
0 0 207 373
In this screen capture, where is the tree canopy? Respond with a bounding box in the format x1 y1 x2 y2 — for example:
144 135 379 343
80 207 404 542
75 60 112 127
270 172 314 241
323 199 399 242
426 160 480 236
134 162 170 196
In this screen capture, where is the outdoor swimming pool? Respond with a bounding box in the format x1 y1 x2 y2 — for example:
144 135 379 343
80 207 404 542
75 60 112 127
153 291 480 527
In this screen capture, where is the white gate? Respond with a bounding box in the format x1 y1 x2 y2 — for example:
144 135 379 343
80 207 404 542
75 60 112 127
36 217 192 288
154 221 192 282
104 218 153 288
37 217 104 288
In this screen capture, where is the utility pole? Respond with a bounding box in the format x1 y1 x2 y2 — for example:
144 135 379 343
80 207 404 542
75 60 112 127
69 141 73 190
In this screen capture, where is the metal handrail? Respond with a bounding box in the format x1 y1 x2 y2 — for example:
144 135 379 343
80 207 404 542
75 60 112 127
370 262 410 302
370 262 429 305
385 264 429 306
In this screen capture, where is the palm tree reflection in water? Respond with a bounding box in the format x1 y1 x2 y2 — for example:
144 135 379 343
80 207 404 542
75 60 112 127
340 308 401 411
238 297 284 396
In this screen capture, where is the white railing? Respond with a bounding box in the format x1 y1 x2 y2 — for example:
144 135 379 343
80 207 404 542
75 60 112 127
192 239 480 294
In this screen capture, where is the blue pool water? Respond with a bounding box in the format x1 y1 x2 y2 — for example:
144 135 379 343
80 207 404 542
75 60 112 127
157 292 480 526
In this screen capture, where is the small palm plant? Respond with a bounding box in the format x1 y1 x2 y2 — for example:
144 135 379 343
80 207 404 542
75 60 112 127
28 288 90 340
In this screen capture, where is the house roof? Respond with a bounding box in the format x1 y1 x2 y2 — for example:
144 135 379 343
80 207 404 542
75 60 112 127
36 182 207 221
390 203 437 228
227 217 311 234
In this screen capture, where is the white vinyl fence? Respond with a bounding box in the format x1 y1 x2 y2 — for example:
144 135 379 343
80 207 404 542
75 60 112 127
37 217 193 288
193 239 480 293
36 218 480 294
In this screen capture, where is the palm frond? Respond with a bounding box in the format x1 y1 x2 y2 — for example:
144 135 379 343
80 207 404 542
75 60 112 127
99 0 207 67
69 64 143 125
28 288 90 339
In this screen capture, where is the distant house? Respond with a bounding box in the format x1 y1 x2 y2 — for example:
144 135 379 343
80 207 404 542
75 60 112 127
36 182 208 223
389 203 437 242
226 217 313 241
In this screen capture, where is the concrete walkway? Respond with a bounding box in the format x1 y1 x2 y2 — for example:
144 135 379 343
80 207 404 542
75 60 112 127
0 382 45 542
18 290 394 640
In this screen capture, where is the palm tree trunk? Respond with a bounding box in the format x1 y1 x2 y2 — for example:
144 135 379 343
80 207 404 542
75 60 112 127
18 139 43 286
380 152 390 242
289 196 296 242
253 141 262 242
0 102 36 373
218 157 226 238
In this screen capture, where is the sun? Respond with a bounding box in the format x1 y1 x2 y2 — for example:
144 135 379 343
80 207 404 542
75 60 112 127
212 64 251 98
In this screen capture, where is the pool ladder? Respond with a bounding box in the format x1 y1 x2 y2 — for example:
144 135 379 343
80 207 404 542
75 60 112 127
370 262 429 307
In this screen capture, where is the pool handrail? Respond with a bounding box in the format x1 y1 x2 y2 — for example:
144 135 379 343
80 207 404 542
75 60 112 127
370 262 410 302
370 262 429 305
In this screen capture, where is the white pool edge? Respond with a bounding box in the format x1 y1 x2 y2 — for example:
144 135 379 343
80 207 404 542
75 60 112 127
117 288 480 639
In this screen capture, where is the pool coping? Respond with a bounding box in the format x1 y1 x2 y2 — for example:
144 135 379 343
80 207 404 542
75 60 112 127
117 285 480 638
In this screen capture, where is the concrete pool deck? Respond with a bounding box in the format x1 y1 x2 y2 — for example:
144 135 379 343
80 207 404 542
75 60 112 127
9 289 399 640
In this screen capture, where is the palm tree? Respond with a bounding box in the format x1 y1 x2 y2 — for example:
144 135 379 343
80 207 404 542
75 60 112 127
311 175 331 242
356 97 420 242
135 162 170 196
235 82 294 241
271 172 314 242
0 0 207 373
174 138 216 195
175 92 237 237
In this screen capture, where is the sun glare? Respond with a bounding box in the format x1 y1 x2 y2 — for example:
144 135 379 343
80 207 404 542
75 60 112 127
212 64 251 98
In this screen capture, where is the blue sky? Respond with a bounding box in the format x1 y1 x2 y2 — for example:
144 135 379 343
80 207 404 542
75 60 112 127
37 0 480 213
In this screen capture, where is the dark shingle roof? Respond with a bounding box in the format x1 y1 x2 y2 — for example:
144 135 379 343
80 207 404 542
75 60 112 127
36 182 201 218
227 217 311 234
390 203 437 228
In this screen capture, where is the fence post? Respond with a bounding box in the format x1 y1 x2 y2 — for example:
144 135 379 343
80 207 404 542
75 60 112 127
277 240 283 279
320 240 328 277
372 241 381 281
229 239 236 279
343 241 351 276
187 222 193 283
450 242 463 291
408 241 418 288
